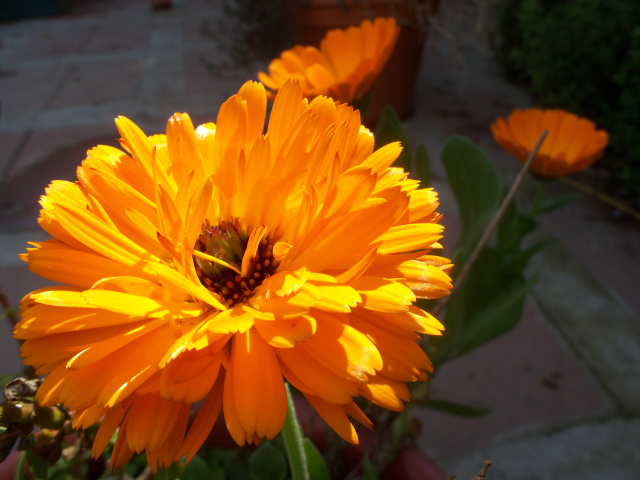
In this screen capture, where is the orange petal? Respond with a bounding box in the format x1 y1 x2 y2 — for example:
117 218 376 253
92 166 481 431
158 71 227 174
304 394 358 444
300 311 382 382
177 373 224 463
231 329 287 439
92 402 126 458
254 314 316 348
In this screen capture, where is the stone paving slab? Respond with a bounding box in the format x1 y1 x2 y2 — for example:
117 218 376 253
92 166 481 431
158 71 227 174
413 300 614 458
0 63 69 121
439 417 640 480
0 131 23 183
532 178 640 321
83 12 153 54
528 229 640 415
50 57 144 109
8 20 95 61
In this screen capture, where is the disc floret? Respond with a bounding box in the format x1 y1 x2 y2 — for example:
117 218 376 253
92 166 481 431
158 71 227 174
194 220 279 306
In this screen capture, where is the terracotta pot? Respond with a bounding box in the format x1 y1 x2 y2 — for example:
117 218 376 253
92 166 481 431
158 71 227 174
293 0 440 127
149 0 172 10
381 445 448 480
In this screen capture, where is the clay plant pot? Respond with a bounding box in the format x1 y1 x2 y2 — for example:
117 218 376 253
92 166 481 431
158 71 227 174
149 0 172 10
293 0 440 127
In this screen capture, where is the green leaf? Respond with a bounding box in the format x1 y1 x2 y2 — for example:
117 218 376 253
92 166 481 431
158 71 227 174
432 243 537 366
413 143 431 185
224 455 251 480
154 462 185 480
390 410 408 444
14 452 28 480
435 248 503 346
426 399 491 418
374 106 412 172
534 192 579 214
25 450 48 479
497 196 536 255
124 452 149 478
441 136 501 268
46 470 69 480
182 455 222 480
362 454 379 480
249 441 287 480
436 273 536 364
353 91 371 117
504 241 551 274
302 439 330 480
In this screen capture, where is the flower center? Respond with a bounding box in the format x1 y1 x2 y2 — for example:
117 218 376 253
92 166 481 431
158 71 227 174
193 219 279 307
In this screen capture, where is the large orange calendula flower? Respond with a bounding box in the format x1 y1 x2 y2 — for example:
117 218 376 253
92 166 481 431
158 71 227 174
15 80 451 472
258 17 400 104
491 108 609 178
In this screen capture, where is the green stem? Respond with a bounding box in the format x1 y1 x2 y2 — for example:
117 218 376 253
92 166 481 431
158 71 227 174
282 383 309 480
529 178 548 216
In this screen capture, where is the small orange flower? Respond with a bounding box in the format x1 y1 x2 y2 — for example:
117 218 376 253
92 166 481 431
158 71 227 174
491 108 609 177
258 17 400 104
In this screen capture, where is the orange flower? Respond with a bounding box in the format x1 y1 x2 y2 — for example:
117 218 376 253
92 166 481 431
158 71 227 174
491 108 609 177
258 17 400 104
15 80 451 472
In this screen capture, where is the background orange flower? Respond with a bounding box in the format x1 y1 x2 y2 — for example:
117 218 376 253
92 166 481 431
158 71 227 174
491 108 609 177
258 17 400 104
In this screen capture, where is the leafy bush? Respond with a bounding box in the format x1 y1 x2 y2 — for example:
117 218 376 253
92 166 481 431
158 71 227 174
495 0 640 207
206 0 294 67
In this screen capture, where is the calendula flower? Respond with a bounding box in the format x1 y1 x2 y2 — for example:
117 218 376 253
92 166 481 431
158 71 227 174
15 80 451 472
258 17 400 104
491 108 609 178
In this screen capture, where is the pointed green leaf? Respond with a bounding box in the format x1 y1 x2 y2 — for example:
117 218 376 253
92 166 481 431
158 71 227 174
504 241 552 274
14 452 28 480
153 462 185 480
182 455 222 480
441 135 501 268
362 454 379 480
302 439 330 480
390 410 409 444
413 143 431 185
374 106 412 173
25 450 48 480
249 441 287 480
434 273 536 365
535 192 579 214
497 196 536 255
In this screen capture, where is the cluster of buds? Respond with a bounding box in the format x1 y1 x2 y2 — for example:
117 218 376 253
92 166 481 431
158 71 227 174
0 377 69 466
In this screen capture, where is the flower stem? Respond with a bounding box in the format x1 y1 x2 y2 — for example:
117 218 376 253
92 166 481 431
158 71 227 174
455 130 547 285
529 178 548 216
559 176 640 223
282 383 309 480
433 130 548 316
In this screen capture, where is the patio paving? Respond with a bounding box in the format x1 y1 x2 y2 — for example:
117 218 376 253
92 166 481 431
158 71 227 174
1 1 639 478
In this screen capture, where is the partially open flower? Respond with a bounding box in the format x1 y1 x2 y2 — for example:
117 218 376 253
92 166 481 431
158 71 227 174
491 108 609 177
259 17 400 104
16 80 451 472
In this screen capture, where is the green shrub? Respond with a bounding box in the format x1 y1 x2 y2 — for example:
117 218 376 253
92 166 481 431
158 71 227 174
495 0 640 207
